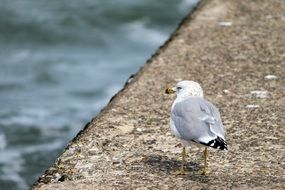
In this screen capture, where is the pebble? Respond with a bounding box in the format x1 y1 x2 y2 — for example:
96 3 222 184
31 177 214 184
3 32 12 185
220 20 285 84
246 105 260 109
218 21 232 26
223 89 230 94
54 173 62 181
136 128 142 132
264 75 278 80
250 90 268 98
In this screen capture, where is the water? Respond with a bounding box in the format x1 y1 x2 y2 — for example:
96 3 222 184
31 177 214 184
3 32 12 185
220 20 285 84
0 0 198 189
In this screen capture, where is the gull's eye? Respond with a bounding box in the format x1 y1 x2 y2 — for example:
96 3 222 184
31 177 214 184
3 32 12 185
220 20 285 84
177 87 182 90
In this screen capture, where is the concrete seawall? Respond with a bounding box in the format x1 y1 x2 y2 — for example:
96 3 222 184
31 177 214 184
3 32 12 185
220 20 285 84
33 0 285 189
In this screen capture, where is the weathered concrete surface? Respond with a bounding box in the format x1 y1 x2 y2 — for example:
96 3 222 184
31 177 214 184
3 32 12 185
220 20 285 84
33 0 285 189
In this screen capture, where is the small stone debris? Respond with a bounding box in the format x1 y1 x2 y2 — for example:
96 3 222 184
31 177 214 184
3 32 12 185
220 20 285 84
136 127 142 132
250 90 268 98
54 173 62 182
218 21 232 26
264 75 278 80
223 89 230 94
246 105 260 109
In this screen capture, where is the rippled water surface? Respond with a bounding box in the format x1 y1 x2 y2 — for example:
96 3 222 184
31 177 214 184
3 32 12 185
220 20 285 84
0 0 198 189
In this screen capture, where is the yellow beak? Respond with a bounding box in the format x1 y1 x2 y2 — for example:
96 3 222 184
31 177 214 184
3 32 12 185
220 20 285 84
165 87 175 94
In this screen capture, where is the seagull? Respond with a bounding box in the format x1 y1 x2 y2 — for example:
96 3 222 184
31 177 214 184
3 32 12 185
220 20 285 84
165 80 227 175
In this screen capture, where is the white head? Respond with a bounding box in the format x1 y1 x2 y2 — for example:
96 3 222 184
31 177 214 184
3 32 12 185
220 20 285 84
165 80 204 99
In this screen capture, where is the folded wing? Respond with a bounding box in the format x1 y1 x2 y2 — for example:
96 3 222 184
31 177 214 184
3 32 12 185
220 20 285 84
171 97 227 149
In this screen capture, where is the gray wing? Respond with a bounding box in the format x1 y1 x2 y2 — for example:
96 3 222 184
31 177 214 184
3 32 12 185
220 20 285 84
171 97 225 143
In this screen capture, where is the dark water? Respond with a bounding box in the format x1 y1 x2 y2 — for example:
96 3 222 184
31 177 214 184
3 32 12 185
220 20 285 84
0 0 198 189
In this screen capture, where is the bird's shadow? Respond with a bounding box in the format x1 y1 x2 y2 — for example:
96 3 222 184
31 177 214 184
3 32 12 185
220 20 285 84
144 154 210 183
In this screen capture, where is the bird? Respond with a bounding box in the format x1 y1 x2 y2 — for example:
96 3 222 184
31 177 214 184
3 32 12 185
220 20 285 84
165 80 227 175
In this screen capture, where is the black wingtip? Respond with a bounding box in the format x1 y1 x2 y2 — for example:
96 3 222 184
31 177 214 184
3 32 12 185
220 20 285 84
201 136 228 150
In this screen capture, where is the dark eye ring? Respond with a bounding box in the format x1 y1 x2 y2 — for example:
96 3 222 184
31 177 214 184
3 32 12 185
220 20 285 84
177 87 182 90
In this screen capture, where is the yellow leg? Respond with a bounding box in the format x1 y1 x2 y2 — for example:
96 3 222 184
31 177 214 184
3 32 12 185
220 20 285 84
172 147 186 175
180 147 186 175
202 147 209 175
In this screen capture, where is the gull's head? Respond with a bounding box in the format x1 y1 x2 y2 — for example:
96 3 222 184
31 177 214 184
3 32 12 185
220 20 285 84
165 80 203 98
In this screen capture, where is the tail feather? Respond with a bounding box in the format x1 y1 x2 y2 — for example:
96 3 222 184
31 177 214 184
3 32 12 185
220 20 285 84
201 136 228 150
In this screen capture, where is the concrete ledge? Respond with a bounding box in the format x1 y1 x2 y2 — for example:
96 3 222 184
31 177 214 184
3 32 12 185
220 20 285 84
33 0 285 189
